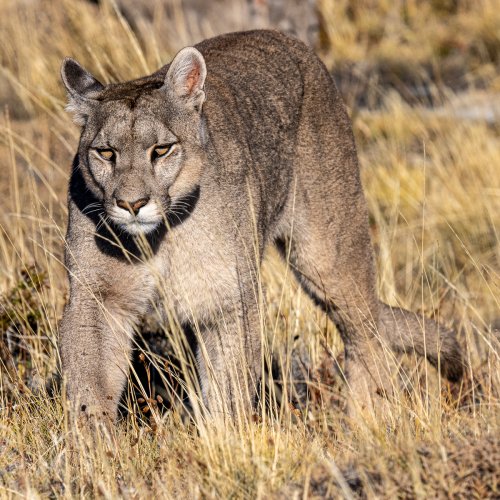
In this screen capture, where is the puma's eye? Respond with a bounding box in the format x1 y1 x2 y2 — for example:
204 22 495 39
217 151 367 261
96 149 115 161
152 144 176 161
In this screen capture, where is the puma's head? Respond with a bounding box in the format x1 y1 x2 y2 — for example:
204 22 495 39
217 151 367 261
61 47 207 235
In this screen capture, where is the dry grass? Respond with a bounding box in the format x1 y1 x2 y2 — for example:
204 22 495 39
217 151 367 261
0 0 499 497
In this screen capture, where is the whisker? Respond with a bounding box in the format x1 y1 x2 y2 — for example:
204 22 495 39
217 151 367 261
83 208 104 217
82 202 103 215
168 209 184 225
170 201 191 213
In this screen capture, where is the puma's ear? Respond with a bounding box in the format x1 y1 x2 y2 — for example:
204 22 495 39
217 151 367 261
165 47 206 112
60 58 104 125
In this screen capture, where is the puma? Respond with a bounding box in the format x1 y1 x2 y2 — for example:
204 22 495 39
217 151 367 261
59 30 462 423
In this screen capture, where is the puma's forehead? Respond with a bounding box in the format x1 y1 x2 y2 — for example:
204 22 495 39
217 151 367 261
90 107 178 149
96 76 166 103
94 86 169 121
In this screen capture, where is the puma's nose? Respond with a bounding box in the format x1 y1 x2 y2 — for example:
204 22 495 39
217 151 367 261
116 197 150 215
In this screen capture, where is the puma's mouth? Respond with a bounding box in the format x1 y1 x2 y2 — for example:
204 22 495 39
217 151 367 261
107 201 164 235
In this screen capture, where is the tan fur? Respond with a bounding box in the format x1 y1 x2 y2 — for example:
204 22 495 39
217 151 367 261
59 30 463 423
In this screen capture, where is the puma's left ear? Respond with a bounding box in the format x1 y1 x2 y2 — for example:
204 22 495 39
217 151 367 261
165 47 206 112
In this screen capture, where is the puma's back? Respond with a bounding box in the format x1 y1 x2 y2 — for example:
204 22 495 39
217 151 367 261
192 30 359 236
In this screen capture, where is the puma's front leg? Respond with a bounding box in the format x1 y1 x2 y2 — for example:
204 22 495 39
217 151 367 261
59 273 153 424
196 302 262 420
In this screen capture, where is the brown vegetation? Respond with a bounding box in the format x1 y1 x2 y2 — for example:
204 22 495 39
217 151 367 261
0 0 499 497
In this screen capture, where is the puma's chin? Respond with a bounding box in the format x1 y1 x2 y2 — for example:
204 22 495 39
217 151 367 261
118 220 161 235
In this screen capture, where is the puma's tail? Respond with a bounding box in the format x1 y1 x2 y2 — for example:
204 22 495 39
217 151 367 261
380 303 464 382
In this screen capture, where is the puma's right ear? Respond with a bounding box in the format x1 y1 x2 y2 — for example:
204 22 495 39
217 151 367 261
165 47 206 112
60 58 104 125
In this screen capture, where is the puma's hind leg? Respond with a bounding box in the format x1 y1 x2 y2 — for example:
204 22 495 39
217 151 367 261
276 231 398 420
275 189 395 419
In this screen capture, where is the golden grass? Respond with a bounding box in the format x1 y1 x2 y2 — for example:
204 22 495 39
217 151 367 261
0 0 499 497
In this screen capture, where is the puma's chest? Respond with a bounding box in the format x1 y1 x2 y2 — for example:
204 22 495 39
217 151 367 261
153 221 241 324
